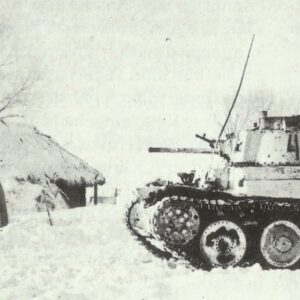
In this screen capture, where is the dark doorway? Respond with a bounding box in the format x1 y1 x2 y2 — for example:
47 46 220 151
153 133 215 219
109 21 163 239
56 180 86 208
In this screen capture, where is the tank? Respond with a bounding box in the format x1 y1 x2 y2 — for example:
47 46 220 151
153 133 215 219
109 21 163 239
126 111 300 270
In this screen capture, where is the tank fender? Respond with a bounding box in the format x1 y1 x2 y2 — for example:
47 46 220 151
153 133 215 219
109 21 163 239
136 179 167 200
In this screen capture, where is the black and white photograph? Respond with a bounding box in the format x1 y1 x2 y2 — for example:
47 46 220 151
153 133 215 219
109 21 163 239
0 1 300 299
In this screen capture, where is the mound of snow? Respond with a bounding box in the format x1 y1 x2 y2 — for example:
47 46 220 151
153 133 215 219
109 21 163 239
1 178 67 216
0 198 300 300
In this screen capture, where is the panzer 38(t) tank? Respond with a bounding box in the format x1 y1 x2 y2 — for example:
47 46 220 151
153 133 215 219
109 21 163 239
126 111 300 270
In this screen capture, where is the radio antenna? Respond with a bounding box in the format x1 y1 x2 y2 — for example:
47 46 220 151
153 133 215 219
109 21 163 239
218 34 255 141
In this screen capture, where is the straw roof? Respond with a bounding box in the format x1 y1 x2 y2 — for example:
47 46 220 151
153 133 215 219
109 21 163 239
0 119 105 186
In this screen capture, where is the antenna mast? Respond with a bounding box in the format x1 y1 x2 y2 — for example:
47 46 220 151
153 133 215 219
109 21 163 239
218 34 255 141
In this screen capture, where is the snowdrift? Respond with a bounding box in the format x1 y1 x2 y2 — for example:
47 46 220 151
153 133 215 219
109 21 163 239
0 200 300 300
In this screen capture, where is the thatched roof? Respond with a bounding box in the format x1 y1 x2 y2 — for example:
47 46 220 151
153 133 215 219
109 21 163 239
0 119 105 186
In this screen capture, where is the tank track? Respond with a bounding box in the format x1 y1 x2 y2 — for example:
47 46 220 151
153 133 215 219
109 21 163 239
126 184 300 270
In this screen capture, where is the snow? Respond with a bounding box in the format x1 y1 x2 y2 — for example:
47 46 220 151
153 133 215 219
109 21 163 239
0 119 104 186
1 196 300 300
1 178 67 216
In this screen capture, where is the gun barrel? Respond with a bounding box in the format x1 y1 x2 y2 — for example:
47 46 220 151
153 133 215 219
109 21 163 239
148 147 213 154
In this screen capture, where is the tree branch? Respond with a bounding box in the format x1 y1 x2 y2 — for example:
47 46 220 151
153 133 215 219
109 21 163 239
0 114 24 120
0 73 33 114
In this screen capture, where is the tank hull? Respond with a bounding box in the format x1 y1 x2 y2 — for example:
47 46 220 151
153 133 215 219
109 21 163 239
209 165 300 199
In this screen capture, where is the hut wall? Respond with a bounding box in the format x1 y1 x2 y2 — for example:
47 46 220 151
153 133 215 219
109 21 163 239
56 181 86 208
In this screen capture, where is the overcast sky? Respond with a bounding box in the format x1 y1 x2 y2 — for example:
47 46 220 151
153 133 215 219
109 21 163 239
1 0 300 187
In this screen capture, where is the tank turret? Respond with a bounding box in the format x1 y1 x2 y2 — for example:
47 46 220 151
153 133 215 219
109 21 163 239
149 111 300 199
203 111 300 199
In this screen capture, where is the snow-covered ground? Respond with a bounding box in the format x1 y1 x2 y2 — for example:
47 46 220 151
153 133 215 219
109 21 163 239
1 196 300 300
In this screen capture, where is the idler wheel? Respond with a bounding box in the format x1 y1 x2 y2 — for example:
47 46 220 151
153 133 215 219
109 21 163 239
260 220 300 268
128 200 143 231
200 220 246 268
153 198 200 246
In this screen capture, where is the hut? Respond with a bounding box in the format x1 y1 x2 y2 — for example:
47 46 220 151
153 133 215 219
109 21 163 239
0 119 105 216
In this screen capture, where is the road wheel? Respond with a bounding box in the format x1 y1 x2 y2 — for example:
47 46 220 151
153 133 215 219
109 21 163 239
200 220 247 268
260 220 300 268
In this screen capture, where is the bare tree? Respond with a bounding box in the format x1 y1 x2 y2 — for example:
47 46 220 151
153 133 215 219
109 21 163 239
209 89 275 137
0 23 36 125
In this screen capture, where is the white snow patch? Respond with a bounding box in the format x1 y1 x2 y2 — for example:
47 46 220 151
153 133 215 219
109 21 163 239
1 178 67 216
0 199 300 300
0 119 104 186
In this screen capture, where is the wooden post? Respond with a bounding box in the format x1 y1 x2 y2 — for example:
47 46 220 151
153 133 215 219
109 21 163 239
94 183 98 205
0 182 8 227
